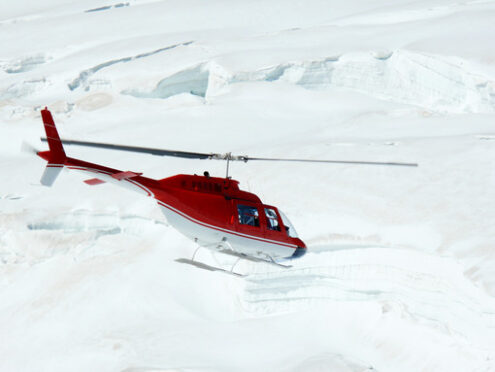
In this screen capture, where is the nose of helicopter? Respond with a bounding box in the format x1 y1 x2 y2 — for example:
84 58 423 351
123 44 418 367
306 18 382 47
291 246 307 259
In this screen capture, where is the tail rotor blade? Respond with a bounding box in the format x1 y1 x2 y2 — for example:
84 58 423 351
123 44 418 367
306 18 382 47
21 141 40 155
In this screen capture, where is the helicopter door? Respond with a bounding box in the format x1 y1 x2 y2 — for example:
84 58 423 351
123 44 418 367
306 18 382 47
263 205 284 240
235 202 263 236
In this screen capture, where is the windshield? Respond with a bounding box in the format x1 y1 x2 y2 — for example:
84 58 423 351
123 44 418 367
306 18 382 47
279 211 299 238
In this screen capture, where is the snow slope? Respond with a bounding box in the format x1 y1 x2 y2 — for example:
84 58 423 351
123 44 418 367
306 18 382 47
1 1 495 371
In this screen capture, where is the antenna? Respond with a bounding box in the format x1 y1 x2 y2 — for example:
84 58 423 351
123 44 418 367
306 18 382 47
226 152 231 179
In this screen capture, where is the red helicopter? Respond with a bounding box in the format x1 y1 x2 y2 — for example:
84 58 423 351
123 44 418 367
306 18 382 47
34 108 417 276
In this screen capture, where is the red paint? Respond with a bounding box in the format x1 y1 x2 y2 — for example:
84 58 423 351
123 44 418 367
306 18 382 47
84 178 106 185
41 108 66 162
111 171 142 180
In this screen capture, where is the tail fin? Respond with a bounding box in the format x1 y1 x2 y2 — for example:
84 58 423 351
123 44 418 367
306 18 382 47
40 163 64 186
41 107 66 161
39 107 67 186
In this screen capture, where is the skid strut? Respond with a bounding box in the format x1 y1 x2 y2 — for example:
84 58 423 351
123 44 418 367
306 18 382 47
175 240 292 276
175 243 246 277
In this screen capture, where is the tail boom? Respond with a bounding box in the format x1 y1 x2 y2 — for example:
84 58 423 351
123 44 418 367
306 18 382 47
37 108 159 196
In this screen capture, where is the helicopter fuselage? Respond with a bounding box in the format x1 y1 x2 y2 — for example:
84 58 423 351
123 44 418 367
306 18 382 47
37 151 306 260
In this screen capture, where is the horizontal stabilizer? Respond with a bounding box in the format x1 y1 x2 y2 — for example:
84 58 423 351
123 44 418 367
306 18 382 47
84 178 105 186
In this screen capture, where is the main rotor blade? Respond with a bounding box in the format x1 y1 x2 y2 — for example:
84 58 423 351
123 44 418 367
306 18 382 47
242 157 418 167
41 137 418 167
41 138 218 160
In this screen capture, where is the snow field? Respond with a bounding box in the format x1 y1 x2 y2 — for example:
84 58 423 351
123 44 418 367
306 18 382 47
1 0 495 371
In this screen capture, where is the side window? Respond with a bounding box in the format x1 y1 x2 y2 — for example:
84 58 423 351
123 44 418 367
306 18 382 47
264 208 281 231
237 205 260 227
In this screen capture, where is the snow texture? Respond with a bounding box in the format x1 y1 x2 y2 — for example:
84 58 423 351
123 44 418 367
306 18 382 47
1 0 495 371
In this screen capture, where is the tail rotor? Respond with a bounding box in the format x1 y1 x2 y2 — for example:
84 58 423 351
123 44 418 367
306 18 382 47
21 141 40 155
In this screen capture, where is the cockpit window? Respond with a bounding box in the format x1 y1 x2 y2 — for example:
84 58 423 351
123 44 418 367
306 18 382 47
237 205 260 227
264 208 281 231
279 211 299 238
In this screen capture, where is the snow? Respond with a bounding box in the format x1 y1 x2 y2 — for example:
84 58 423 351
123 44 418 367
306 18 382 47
1 0 495 371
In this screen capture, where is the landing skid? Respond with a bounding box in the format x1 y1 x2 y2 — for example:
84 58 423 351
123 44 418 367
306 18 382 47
175 244 292 277
175 258 246 277
218 249 292 269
